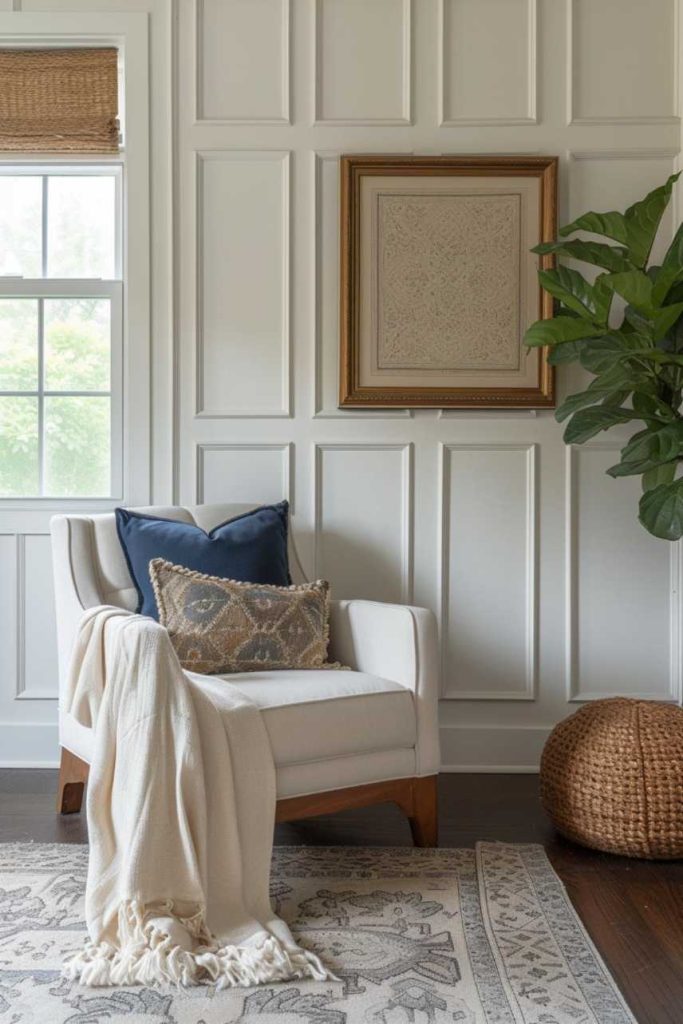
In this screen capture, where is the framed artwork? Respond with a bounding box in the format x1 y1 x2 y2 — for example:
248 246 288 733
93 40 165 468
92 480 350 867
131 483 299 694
339 154 558 409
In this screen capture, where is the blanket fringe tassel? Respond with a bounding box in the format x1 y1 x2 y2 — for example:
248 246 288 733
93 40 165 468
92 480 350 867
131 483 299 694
63 900 330 988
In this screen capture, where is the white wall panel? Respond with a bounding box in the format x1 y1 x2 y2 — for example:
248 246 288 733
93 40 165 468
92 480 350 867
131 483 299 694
569 0 678 124
197 443 292 507
0 536 18 709
195 0 289 123
441 445 537 700
18 536 59 701
567 446 676 702
568 152 678 263
315 445 412 603
196 151 289 417
314 0 411 124
440 0 536 124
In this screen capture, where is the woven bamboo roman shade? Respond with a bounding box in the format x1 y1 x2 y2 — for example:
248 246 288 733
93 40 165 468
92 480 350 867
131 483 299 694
0 48 120 153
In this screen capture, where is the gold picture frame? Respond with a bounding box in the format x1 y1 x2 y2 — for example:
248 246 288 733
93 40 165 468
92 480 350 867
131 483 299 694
339 154 558 409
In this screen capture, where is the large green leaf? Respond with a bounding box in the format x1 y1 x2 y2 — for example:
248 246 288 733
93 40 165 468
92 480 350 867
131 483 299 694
547 339 587 365
632 391 677 422
555 365 638 423
628 349 683 368
560 210 629 246
653 302 683 342
532 240 632 273
538 267 599 321
652 222 683 304
603 270 654 313
606 422 683 477
624 172 681 269
524 316 604 348
563 405 635 444
577 332 652 374
592 274 615 324
642 462 677 492
639 477 683 540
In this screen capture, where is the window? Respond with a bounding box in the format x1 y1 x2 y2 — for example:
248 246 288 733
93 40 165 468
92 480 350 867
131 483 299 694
0 167 122 498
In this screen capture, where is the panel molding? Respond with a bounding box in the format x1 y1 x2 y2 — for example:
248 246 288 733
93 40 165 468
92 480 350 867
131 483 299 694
14 534 55 702
313 443 414 603
439 443 538 701
193 0 291 125
438 0 538 126
566 0 680 126
312 0 412 126
194 150 291 419
195 442 293 510
564 444 681 703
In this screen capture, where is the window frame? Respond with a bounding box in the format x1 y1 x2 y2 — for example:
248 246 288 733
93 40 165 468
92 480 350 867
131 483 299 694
0 165 123 501
0 11 151 512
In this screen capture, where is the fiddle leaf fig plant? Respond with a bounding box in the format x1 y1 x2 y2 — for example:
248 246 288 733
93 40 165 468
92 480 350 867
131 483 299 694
524 172 683 540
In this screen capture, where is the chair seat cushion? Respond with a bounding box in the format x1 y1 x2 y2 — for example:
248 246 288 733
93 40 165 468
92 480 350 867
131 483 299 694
188 668 416 766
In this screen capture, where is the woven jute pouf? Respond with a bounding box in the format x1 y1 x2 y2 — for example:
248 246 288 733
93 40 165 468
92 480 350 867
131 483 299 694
540 697 683 859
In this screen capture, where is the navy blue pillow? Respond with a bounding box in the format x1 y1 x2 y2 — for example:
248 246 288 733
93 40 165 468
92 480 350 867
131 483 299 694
115 502 291 620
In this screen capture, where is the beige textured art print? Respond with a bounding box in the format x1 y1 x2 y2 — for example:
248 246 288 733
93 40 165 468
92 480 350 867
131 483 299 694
377 193 521 371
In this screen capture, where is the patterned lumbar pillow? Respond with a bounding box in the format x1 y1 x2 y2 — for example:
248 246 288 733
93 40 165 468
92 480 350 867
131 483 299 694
150 558 336 675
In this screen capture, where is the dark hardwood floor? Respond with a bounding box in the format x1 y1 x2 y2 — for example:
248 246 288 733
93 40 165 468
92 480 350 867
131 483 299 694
1 769 681 1024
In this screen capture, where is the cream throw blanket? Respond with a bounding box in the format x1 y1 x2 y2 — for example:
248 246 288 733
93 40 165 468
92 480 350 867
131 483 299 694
64 605 330 988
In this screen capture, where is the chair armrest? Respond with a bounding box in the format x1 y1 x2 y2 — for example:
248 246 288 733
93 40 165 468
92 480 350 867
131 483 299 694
328 599 440 776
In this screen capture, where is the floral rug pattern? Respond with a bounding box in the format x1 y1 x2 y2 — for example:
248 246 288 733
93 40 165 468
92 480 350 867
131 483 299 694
0 843 635 1023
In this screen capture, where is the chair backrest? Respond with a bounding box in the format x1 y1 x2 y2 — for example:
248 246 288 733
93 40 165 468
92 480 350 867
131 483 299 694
50 503 307 688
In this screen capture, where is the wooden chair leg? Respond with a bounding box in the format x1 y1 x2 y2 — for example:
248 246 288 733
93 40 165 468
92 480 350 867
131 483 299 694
56 747 89 815
408 775 439 847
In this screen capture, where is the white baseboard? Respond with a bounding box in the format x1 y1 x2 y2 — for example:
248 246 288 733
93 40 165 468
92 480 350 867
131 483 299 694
438 724 550 771
0 760 60 769
439 764 540 773
0 723 59 768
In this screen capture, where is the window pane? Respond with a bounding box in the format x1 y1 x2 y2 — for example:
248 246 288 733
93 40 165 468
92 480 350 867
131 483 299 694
44 396 110 497
47 176 116 278
0 176 42 277
44 298 110 391
0 300 38 390
0 396 39 496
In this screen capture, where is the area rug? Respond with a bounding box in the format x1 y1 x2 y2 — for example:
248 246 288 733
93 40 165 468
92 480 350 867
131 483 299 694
0 842 635 1024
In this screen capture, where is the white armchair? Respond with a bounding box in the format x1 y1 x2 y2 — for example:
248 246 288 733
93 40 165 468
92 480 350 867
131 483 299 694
50 503 441 844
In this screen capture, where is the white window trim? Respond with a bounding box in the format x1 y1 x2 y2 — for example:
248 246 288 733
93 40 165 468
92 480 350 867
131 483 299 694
0 11 150 512
0 279 123 501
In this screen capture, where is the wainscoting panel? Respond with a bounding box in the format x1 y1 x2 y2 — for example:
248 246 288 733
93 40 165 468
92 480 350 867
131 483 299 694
19 535 59 702
568 0 678 124
4 0 671 768
313 0 411 124
195 0 289 123
0 535 18 711
196 150 289 417
314 444 412 604
197 443 292 508
440 445 537 701
566 445 676 702
439 0 536 125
